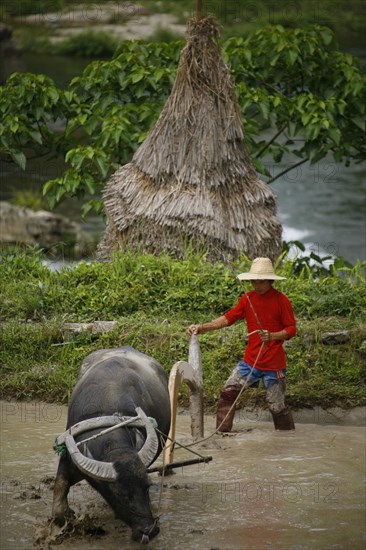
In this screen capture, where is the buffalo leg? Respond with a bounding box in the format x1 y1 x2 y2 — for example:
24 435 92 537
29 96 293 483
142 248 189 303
52 457 80 524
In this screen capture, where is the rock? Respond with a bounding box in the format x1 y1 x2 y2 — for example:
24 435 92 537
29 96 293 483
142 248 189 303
303 332 316 346
62 321 118 337
0 201 93 258
321 331 351 345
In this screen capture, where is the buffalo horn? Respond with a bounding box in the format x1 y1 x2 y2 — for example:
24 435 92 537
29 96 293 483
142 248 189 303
136 407 159 467
63 407 158 480
65 434 118 481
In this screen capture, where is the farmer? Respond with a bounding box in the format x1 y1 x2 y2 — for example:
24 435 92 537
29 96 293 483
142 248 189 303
187 257 296 432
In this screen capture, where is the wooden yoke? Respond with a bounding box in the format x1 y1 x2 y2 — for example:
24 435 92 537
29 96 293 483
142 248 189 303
163 336 204 466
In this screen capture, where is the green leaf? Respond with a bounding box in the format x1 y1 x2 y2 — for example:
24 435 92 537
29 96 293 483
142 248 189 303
10 150 26 170
320 29 333 46
10 120 19 132
305 123 321 141
154 68 165 82
29 130 43 145
63 92 73 104
269 54 280 67
95 156 108 178
251 157 271 177
351 118 365 131
131 72 144 84
258 100 269 120
243 49 252 64
301 113 312 125
287 49 298 66
328 128 341 145
84 175 96 195
43 179 57 195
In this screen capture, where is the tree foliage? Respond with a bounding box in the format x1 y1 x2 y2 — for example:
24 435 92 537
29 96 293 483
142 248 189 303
0 25 364 214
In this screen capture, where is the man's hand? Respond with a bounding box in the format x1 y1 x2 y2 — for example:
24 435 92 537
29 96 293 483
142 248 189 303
187 324 201 336
259 329 289 342
259 330 271 342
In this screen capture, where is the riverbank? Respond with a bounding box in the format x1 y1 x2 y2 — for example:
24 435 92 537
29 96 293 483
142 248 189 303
1 249 365 411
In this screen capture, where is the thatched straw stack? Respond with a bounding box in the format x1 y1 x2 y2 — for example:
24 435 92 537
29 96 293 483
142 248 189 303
97 16 282 262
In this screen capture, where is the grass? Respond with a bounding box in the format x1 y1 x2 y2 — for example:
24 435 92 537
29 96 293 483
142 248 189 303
0 247 365 410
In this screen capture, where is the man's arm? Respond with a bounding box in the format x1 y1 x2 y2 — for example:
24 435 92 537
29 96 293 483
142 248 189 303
187 315 228 336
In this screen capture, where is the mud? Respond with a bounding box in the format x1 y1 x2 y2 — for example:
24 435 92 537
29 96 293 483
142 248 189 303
1 401 365 549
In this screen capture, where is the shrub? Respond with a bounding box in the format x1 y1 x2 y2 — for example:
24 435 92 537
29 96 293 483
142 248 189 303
11 190 46 210
56 31 119 58
1 247 365 324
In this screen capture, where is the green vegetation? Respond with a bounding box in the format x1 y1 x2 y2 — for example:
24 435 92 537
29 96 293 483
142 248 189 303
55 30 119 58
1 248 365 409
1 26 364 217
146 26 183 43
11 189 47 210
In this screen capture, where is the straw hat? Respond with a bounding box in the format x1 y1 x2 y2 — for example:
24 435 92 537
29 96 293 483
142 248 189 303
237 257 286 280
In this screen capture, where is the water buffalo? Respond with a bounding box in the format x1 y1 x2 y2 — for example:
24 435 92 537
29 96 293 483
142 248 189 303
52 346 171 544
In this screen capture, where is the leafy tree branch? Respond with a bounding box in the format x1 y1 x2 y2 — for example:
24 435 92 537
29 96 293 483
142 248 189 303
0 25 364 213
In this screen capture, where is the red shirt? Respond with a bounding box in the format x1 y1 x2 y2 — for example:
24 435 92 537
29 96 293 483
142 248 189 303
224 287 296 371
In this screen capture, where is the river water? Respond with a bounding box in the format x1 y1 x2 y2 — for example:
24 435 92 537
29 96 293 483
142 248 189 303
1 401 365 550
272 156 366 264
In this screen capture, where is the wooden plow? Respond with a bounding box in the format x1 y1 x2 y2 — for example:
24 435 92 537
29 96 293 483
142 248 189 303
154 335 212 474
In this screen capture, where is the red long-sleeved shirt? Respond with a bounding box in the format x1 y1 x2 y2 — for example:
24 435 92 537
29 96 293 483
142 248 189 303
224 287 296 371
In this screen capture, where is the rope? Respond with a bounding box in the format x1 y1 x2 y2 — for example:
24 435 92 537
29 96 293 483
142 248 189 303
156 430 210 460
246 292 264 332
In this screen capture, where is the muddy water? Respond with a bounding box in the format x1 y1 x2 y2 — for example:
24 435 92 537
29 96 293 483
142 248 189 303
1 402 365 550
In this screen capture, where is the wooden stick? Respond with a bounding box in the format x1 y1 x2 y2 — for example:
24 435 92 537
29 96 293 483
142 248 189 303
196 0 203 19
147 455 212 474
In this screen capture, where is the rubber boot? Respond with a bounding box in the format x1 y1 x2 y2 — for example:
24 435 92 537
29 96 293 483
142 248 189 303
271 409 295 430
216 385 241 432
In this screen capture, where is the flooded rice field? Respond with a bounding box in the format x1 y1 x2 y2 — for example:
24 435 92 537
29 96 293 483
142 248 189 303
1 401 365 550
